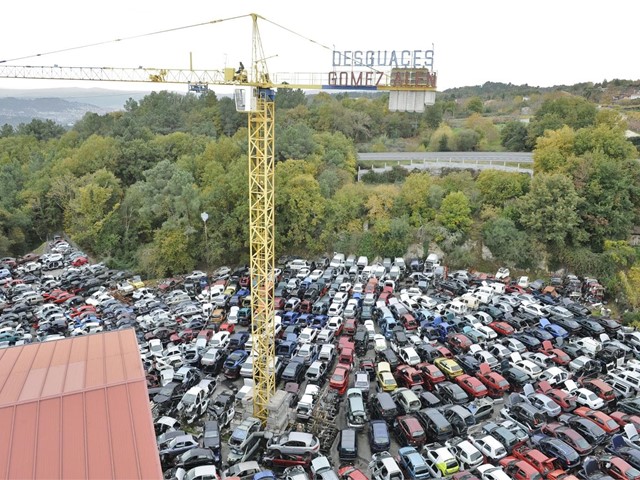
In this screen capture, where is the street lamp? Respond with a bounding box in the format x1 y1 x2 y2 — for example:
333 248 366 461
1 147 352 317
201 212 209 268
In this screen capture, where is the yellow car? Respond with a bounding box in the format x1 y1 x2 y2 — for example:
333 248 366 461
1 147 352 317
376 361 398 392
433 357 464 381
128 275 145 289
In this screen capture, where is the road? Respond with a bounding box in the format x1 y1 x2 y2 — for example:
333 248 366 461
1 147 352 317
357 152 534 179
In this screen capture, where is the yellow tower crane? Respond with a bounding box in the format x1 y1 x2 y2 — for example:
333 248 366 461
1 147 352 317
0 13 437 423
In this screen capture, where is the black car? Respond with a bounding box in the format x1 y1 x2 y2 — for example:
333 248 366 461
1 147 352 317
281 359 305 383
377 348 400 370
210 390 235 428
456 354 480 375
435 381 468 405
551 316 582 335
562 299 591 317
369 419 391 453
501 367 531 392
419 391 444 409
175 448 217 470
153 382 184 411
530 433 580 470
524 326 555 343
482 421 518 452
202 420 221 464
558 413 607 445
478 304 504 321
593 317 621 335
575 317 606 336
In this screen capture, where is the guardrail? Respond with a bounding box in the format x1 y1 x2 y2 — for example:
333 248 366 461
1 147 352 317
357 153 534 180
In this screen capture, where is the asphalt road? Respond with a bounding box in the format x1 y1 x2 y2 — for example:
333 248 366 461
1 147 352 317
358 152 534 163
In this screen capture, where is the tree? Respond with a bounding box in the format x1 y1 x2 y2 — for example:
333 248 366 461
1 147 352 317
466 97 484 114
482 216 537 268
476 170 530 207
139 226 196 277
454 129 480 152
516 173 581 247
275 123 317 161
436 191 472 234
428 124 454 152
395 172 435 225
422 102 443 129
527 94 597 148
275 87 307 110
533 125 575 174
16 119 66 141
501 121 529 152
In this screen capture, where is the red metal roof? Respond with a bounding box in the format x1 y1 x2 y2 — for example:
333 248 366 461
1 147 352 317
0 329 162 479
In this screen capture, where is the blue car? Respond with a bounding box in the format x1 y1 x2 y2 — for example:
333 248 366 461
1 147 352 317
398 446 432 480
530 432 580 470
369 420 391 453
539 318 569 339
223 349 249 379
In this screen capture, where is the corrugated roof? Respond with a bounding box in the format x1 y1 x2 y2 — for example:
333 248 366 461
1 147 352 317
0 329 162 479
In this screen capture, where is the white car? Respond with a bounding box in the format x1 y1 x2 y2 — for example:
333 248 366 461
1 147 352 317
309 269 324 281
316 328 335 344
327 316 343 332
574 387 605 410
398 347 420 366
468 435 507 461
210 331 230 350
373 334 387 352
363 320 376 337
478 465 511 480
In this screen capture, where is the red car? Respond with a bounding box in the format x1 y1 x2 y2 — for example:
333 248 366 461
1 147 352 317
219 321 235 334
343 318 357 336
574 407 621 434
299 300 313 313
475 363 510 398
330 365 350 395
71 256 88 267
611 412 640 432
436 345 454 359
394 414 427 447
43 288 67 302
580 378 616 405
512 445 557 477
538 340 571 366
447 333 473 353
538 381 577 412
53 292 75 304
416 362 446 391
338 336 355 352
274 297 286 310
541 422 594 456
488 321 515 336
499 457 544 480
401 313 419 330
338 347 354 368
455 374 488 398
338 466 369 480
453 473 480 480
169 329 195 345
600 456 640 480
395 365 424 389
70 305 97 318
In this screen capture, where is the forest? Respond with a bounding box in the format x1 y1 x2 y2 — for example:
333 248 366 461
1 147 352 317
1 81 640 311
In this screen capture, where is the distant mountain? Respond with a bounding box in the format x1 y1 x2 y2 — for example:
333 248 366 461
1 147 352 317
0 87 158 127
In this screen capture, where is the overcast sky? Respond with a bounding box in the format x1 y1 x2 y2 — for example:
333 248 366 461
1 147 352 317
0 0 638 97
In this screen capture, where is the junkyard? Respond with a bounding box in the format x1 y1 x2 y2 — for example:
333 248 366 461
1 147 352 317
1 240 640 480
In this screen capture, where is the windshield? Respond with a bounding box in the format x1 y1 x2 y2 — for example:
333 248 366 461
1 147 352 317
182 393 196 404
470 452 482 462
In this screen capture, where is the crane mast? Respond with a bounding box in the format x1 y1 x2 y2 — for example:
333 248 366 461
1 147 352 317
0 13 437 424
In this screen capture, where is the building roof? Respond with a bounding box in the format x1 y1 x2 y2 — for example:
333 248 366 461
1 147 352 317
0 329 162 479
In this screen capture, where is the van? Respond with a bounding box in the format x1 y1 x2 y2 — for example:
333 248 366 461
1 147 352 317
608 379 637 398
447 299 468 316
339 428 358 462
370 392 399 423
417 408 453 442
330 253 346 268
357 256 369 271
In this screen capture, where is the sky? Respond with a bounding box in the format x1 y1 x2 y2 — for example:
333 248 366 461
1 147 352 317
0 0 638 99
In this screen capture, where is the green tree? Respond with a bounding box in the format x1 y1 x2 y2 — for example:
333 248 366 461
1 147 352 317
16 119 66 141
428 124 454 152
275 123 317 161
516 173 581 247
476 170 530 207
436 191 472 233
276 87 307 110
139 226 196 277
466 97 484 114
501 121 529 152
454 129 480 151
482 216 537 268
533 125 575 174
422 102 444 129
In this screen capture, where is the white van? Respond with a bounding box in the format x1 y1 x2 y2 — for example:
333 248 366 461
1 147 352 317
448 299 468 316
330 253 346 268
357 256 369 271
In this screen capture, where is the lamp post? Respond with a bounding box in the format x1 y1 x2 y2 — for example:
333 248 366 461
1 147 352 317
201 211 209 268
